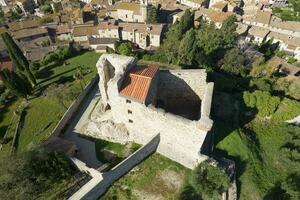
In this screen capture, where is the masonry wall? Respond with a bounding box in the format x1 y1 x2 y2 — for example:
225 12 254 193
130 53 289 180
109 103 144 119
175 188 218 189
93 54 213 169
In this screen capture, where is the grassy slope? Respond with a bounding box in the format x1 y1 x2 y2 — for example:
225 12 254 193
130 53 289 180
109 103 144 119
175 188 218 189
102 153 191 200
0 51 101 155
213 92 300 200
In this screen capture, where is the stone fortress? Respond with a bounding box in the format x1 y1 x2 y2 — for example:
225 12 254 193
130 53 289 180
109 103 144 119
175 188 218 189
86 54 215 169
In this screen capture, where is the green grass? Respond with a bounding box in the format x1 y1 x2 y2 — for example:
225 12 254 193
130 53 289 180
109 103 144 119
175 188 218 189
94 139 141 168
213 91 300 200
0 51 101 156
102 153 191 200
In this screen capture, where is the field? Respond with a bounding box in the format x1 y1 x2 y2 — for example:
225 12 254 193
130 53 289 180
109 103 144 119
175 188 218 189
0 51 101 156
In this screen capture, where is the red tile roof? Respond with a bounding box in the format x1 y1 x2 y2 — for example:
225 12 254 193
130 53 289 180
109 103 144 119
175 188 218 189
0 57 14 72
120 65 159 102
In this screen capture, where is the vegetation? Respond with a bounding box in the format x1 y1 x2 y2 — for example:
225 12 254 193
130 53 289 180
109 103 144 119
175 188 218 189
0 51 100 156
0 149 77 200
102 154 191 199
152 11 237 70
146 5 158 23
273 0 300 22
115 42 134 56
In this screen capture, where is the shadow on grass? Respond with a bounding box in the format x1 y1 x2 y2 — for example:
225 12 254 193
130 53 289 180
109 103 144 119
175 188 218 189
0 96 18 139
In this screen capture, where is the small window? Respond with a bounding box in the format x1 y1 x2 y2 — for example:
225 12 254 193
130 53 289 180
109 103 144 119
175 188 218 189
129 119 133 123
126 99 131 103
128 110 132 114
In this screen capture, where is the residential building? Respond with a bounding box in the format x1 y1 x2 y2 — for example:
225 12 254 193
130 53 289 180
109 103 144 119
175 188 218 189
15 0 36 14
88 37 118 52
7 19 39 32
72 25 100 42
245 26 269 44
119 22 165 49
12 27 49 43
269 0 287 7
177 0 206 8
115 2 147 23
98 21 120 39
205 10 234 28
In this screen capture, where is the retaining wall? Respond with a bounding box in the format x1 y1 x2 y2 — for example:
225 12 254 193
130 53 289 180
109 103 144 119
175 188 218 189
81 134 160 200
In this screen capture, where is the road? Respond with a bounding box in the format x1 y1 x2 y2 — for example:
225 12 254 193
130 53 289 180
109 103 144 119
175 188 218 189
62 85 101 168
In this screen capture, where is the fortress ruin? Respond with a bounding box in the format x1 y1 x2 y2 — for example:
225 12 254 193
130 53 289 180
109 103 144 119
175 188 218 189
86 54 215 169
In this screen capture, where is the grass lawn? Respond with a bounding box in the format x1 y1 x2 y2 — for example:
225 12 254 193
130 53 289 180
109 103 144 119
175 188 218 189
0 51 101 156
213 92 300 200
102 153 191 200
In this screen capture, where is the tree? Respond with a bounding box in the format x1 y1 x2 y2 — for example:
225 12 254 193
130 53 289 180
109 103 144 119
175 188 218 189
1 32 36 86
0 69 32 98
221 15 238 49
40 4 52 14
45 83 74 110
178 29 197 66
179 9 194 34
116 42 133 56
219 48 246 76
146 5 158 23
0 149 75 200
191 161 230 199
281 173 300 200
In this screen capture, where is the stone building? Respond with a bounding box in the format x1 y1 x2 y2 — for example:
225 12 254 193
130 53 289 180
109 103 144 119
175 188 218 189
88 54 215 169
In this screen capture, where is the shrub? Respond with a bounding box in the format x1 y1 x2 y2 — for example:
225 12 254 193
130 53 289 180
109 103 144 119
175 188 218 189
191 161 230 200
243 90 281 117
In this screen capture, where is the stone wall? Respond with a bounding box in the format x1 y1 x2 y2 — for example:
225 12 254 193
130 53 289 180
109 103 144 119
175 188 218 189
82 134 160 200
88 54 214 169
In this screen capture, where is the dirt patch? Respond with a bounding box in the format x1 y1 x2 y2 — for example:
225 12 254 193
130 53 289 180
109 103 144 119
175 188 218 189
160 169 184 190
133 189 164 200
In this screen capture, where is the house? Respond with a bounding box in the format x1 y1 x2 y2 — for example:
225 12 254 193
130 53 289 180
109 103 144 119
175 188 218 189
87 54 215 169
15 0 36 14
12 27 49 43
243 10 272 27
268 56 300 77
119 22 165 49
98 21 120 39
88 37 118 52
205 10 234 28
24 46 56 62
266 31 300 60
269 0 287 7
7 19 39 32
245 26 270 44
177 0 206 8
115 2 147 23
52 24 72 41
210 1 228 12
0 57 14 72
72 25 100 42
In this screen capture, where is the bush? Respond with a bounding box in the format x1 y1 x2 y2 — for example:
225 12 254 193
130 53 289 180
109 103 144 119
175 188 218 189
116 42 133 56
243 90 281 117
191 161 230 200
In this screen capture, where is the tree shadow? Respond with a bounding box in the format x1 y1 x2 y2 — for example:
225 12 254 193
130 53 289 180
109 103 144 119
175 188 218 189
0 96 18 139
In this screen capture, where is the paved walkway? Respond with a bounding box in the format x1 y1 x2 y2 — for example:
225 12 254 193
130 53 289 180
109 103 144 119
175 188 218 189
62 85 101 168
69 158 103 200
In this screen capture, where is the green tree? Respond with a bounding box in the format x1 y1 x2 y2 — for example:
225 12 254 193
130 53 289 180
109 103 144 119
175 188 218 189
281 173 300 200
146 5 158 23
178 29 197 66
192 161 230 200
219 48 246 76
0 149 75 200
116 42 133 56
220 15 238 49
179 9 194 34
40 4 52 14
1 32 37 86
0 69 32 98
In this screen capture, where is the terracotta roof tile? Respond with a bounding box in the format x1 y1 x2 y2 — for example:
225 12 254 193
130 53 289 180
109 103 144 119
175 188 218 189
120 65 159 102
0 57 14 72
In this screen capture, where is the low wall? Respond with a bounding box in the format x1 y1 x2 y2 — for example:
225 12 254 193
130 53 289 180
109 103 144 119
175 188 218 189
82 134 160 200
51 75 99 137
